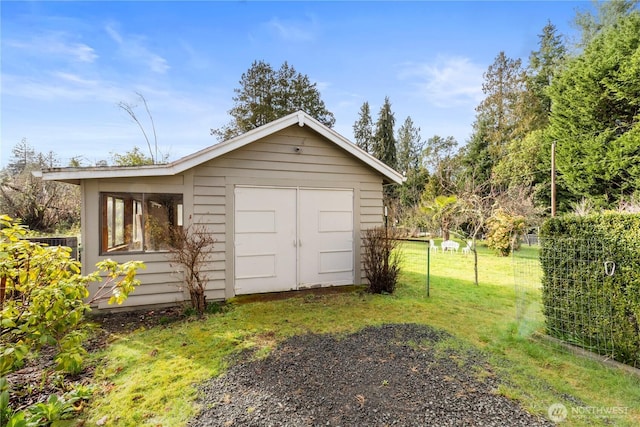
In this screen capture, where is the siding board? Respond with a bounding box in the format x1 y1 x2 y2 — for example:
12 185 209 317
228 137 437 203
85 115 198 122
91 124 388 309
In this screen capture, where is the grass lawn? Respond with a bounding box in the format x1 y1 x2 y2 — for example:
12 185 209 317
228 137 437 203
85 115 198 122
86 241 640 426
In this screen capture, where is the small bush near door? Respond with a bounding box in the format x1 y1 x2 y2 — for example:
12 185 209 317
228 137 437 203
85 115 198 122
362 227 401 294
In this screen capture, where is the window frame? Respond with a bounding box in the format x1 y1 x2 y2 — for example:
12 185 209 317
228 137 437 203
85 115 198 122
99 192 183 255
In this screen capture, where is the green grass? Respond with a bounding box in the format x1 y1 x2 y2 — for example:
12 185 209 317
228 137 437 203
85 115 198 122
86 242 640 426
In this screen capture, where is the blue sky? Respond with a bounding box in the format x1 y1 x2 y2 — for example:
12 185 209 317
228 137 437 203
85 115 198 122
1 1 591 168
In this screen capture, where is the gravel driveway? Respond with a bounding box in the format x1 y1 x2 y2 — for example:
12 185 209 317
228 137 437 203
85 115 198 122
188 324 552 426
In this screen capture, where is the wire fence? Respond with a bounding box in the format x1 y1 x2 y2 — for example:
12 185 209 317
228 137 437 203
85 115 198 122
512 245 545 339
514 236 639 368
398 236 639 369
396 239 430 295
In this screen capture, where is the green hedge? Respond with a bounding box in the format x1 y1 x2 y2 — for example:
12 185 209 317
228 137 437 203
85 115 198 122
540 213 640 367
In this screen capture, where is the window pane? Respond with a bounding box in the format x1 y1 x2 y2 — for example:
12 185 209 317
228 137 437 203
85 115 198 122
144 194 183 252
106 196 113 248
114 198 125 246
101 192 182 254
132 200 143 251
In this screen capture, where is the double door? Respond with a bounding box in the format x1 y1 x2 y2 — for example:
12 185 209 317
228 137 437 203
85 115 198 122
234 186 354 295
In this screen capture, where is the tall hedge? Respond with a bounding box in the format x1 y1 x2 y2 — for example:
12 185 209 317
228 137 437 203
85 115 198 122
540 213 640 367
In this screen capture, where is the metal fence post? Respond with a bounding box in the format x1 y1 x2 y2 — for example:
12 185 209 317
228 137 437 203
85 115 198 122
427 242 430 297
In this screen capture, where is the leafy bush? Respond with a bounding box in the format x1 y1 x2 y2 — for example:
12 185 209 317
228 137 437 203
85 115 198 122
485 208 526 256
1 377 93 427
362 227 401 294
0 215 144 375
1 215 144 426
540 213 640 366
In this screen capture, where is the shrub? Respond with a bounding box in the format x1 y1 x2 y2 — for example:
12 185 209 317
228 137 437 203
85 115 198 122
540 213 640 366
0 215 144 375
485 208 526 256
168 222 216 317
362 227 401 294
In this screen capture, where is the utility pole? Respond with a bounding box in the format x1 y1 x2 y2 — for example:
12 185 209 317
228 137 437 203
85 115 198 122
551 141 556 217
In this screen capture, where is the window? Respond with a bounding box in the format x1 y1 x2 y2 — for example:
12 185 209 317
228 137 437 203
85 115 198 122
101 192 183 253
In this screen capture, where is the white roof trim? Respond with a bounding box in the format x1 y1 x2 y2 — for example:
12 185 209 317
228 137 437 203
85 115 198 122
39 111 404 184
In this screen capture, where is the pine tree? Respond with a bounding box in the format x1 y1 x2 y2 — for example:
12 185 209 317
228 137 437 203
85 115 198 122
527 21 567 129
212 60 335 140
475 52 526 160
396 116 423 175
352 102 374 153
396 116 427 210
372 97 397 169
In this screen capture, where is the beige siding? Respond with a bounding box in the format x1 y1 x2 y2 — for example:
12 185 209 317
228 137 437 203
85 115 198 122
193 126 384 298
82 177 196 310
85 124 387 309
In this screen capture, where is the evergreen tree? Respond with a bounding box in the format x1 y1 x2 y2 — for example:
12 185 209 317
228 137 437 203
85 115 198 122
527 21 567 129
548 11 640 205
213 60 335 140
492 22 567 191
422 135 459 199
396 117 427 210
396 116 423 175
372 97 397 169
475 52 526 160
458 118 493 191
7 138 36 175
573 0 639 49
352 102 374 153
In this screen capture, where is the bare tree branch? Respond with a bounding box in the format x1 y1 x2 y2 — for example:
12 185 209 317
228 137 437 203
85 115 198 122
136 91 158 163
118 93 156 164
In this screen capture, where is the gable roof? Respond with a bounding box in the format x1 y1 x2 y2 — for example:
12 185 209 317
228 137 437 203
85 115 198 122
36 111 404 185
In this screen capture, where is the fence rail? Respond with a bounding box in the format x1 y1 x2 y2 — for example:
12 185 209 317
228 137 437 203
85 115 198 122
26 236 79 260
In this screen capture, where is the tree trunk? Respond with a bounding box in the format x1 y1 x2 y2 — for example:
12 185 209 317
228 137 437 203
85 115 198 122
473 249 479 286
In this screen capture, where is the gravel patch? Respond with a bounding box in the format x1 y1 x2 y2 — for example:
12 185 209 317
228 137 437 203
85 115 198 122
189 324 552 426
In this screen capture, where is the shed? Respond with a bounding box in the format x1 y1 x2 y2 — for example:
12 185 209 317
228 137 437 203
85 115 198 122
39 111 404 309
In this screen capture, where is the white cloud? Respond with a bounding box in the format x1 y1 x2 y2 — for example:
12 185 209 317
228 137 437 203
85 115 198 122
104 24 124 44
265 16 316 42
104 22 170 74
5 33 97 63
398 56 484 108
1 72 128 102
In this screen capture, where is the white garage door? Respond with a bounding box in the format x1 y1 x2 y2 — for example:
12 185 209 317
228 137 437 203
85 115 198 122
299 188 354 287
234 187 297 295
234 186 354 295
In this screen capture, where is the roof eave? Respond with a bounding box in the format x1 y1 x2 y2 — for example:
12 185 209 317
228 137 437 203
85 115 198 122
38 164 175 182
37 111 405 185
